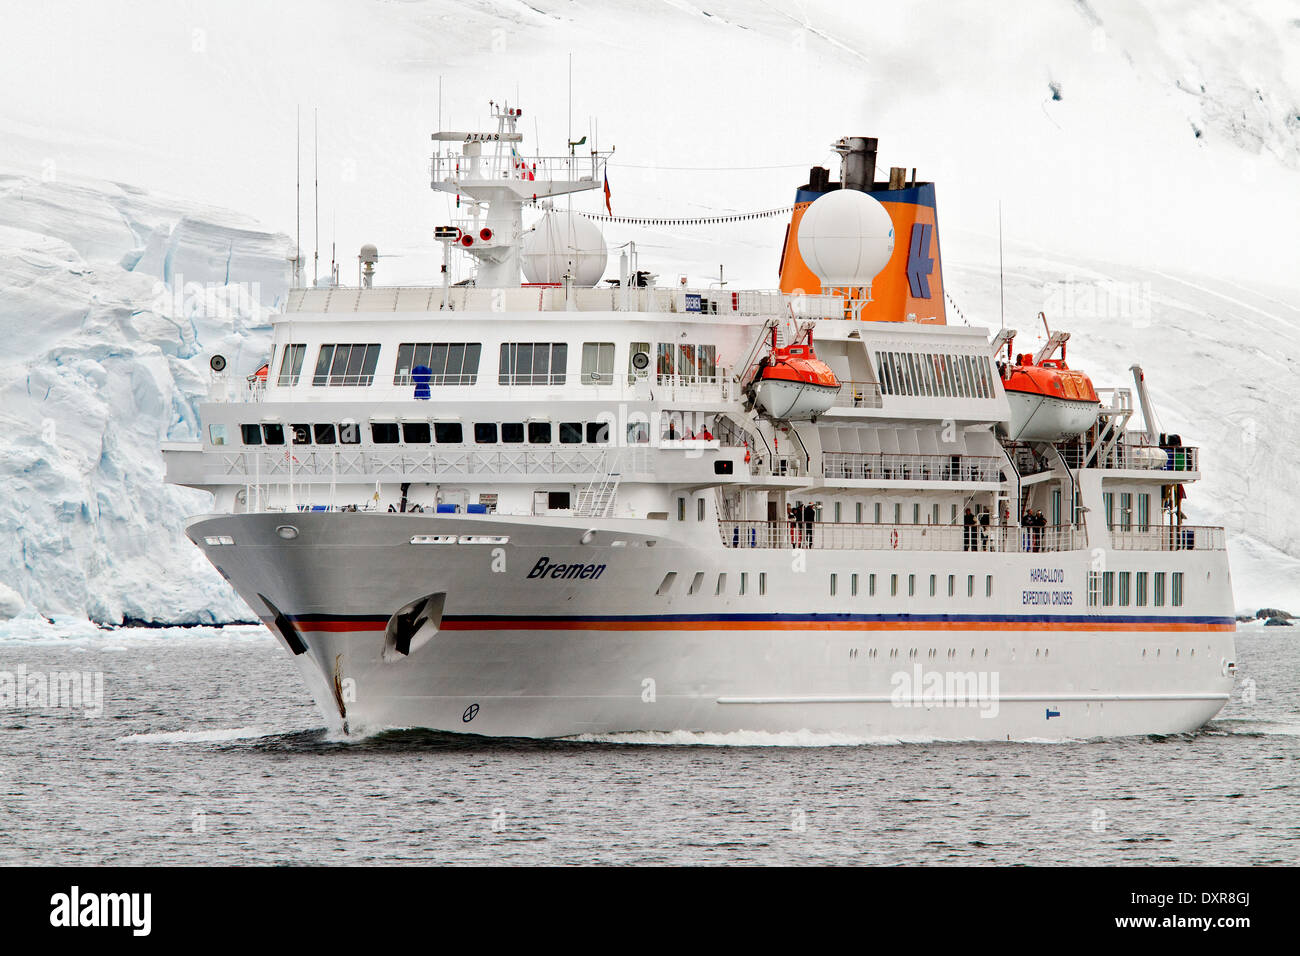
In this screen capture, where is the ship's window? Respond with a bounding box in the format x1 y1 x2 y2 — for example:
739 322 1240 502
830 573 837 597
277 343 306 386
715 573 727 595
834 502 842 523
688 571 705 595
499 343 567 385
1119 492 1132 531
313 423 336 444
1136 571 1149 606
894 503 902 524
208 424 228 446
314 344 381 386
869 573 876 596
560 422 583 444
292 424 311 445
678 344 697 383
697 498 706 521
1102 571 1115 606
501 423 525 444
1117 572 1131 606
912 503 920 524
930 574 937 597
434 422 463 444
394 342 481 386
628 342 651 383
627 420 649 443
581 342 616 385
1153 572 1166 607
587 422 611 444
697 345 718 381
951 504 958 523
339 422 360 444
890 574 898 597
851 573 859 596
923 356 938 396
677 497 686 521
1103 492 1115 529
759 572 767 595
1172 572 1184 607
402 422 431 444
947 574 955 597
527 422 551 444
371 422 400 444
548 491 571 510
262 423 285 445
967 574 974 597
657 572 677 596
986 574 993 597
874 352 890 394
874 502 882 524
240 424 262 445
474 422 498 444
932 503 940 525
908 574 916 597
656 343 675 378
1137 494 1151 532
856 502 863 523
1087 571 1100 607
740 572 748 596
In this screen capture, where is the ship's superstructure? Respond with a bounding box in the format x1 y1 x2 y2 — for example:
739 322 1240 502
163 103 1236 739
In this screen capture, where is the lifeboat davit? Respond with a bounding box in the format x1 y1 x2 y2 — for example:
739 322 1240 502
1000 352 1100 442
750 336 840 421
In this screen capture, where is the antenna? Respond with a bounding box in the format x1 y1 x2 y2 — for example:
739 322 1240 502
295 106 301 289
313 108 320 288
998 200 1005 331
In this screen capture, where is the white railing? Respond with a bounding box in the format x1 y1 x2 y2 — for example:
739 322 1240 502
1110 525 1224 551
830 381 884 409
719 520 1088 553
822 452 1002 483
219 445 652 481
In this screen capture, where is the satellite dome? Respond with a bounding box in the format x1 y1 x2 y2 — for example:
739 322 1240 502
796 189 895 288
521 211 607 287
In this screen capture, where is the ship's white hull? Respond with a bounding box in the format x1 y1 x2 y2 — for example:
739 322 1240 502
190 512 1236 741
1001 390 1100 443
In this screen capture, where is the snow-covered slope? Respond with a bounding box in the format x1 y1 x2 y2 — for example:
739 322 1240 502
0 171 291 624
0 0 1296 622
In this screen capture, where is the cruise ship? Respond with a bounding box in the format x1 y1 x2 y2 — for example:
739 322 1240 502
162 102 1237 739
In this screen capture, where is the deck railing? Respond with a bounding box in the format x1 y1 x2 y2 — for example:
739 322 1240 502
829 381 884 409
821 452 1002 483
1110 525 1224 551
719 520 1087 553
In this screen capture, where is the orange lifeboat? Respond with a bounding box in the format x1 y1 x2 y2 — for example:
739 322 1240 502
748 331 841 421
1000 351 1100 442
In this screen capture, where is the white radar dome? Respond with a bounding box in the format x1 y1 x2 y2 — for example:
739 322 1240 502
796 189 895 288
521 211 608 287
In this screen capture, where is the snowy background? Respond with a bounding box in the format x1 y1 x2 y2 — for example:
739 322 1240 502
0 0 1297 625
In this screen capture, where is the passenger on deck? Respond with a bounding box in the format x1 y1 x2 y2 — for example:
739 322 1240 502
979 508 991 551
963 508 976 551
803 502 816 546
697 427 714 441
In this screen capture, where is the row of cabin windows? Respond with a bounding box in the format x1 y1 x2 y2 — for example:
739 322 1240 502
1102 492 1153 531
831 573 994 599
229 420 617 447
875 349 997 400
275 341 719 388
1087 571 1185 608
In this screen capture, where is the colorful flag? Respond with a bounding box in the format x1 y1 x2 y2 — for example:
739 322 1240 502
603 169 612 215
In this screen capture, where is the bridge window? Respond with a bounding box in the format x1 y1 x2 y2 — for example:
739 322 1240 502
499 343 567 385
339 423 360 444
263 424 285 445
560 422 583 444
586 422 611 444
394 342 482 386
402 422 431 444
697 345 718 380
277 343 306 386
501 423 525 444
527 422 551 444
313 343 381 386
628 342 650 383
474 423 498 444
313 423 336 445
240 424 262 445
292 424 311 445
434 422 463 444
371 422 400 444
581 342 615 385
208 424 228 446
